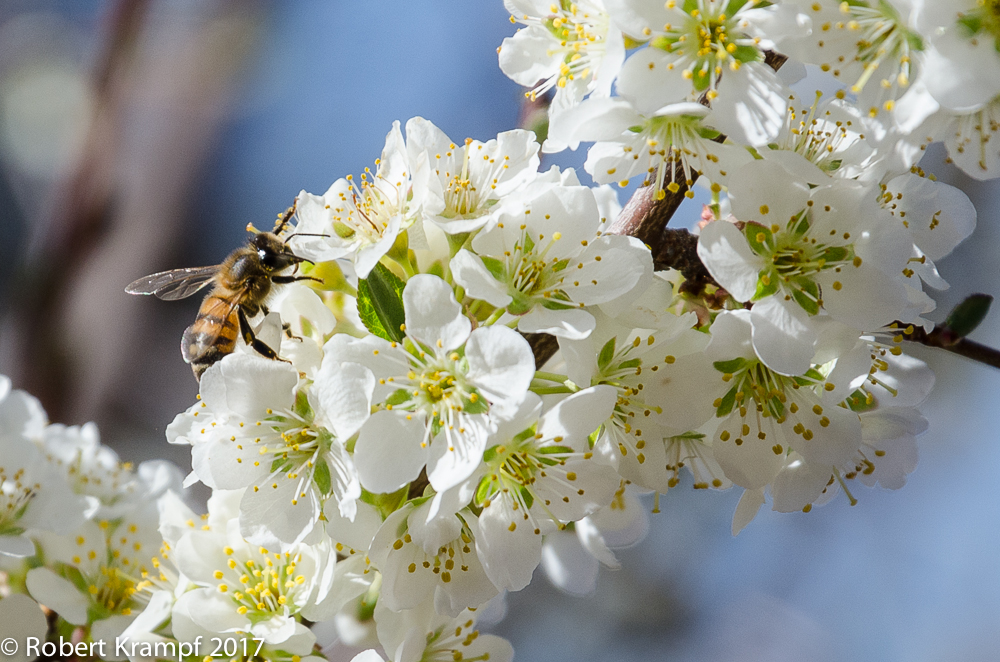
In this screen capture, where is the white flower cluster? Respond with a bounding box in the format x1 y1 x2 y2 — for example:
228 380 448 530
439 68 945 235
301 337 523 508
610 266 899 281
1 1 998 660
500 0 1000 182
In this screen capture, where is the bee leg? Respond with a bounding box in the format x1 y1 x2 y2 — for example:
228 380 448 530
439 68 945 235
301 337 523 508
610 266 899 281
282 322 303 342
272 275 323 285
237 307 289 364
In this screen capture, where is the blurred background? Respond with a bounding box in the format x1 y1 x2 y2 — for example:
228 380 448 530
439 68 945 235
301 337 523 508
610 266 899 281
0 1 997 660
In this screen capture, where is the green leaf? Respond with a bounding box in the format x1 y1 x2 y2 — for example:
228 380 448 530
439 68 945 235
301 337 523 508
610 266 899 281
597 337 617 372
313 459 332 496
358 262 407 343
945 293 994 338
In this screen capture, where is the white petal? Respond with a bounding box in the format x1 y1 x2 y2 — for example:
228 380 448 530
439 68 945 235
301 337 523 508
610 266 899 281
199 353 298 423
732 488 765 535
518 307 596 339
313 360 375 440
816 263 905 330
354 411 428 494
403 275 471 351
728 159 809 226
770 456 830 513
886 174 976 261
710 61 788 147
0 534 35 557
451 250 513 308
697 221 764 302
541 532 599 596
465 326 534 409
476 499 542 592
750 297 817 376
615 48 689 115
537 386 616 446
26 567 89 626
498 26 563 87
240 476 321 548
0 594 48 662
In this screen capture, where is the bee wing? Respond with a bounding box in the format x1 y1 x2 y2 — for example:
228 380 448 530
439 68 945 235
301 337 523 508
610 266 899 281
125 266 219 301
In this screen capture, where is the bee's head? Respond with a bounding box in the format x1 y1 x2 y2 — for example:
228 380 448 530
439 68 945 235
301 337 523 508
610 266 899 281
251 232 301 271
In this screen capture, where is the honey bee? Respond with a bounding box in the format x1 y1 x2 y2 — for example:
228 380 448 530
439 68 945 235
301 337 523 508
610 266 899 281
126 204 320 381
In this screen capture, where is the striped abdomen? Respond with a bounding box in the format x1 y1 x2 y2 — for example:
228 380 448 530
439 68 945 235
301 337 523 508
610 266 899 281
182 288 240 379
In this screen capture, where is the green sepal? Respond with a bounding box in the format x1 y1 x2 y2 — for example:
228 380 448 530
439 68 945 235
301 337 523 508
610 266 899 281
731 44 761 64
479 255 507 281
360 485 410 520
597 337 617 372
744 221 773 255
519 487 534 511
793 281 820 315
463 392 489 415
588 426 601 448
845 388 878 412
617 358 642 370
474 474 494 506
716 385 738 418
692 66 711 92
385 388 412 407
753 274 780 300
313 458 332 497
713 357 746 374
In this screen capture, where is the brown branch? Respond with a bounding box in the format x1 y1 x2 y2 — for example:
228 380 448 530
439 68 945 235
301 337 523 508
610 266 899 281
902 326 1000 369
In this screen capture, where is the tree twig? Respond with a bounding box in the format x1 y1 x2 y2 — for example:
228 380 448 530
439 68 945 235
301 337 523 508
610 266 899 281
902 325 1000 369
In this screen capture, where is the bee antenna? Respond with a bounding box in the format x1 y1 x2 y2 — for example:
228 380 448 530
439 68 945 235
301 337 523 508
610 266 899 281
273 201 298 235
285 232 330 240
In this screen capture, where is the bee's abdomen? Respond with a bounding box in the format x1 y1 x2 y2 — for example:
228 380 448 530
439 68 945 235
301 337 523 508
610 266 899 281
182 292 239 369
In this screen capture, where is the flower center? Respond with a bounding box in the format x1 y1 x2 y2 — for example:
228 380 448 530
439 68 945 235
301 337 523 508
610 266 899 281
421 618 491 662
651 0 760 92
620 112 715 197
522 1 610 99
443 140 483 218
781 93 861 172
219 547 307 620
0 467 34 533
959 0 1000 45
331 170 404 243
500 228 571 314
745 215 857 315
89 566 140 615
713 356 833 452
